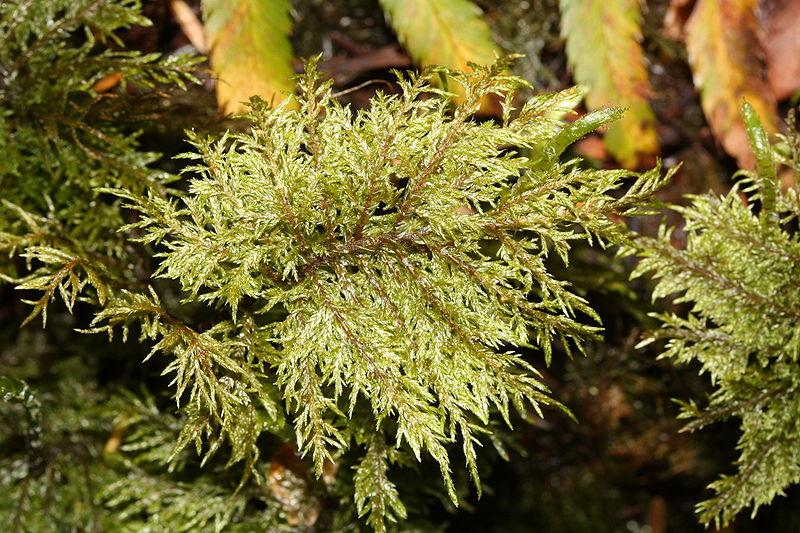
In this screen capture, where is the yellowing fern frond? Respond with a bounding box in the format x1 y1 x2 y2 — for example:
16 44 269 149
560 0 658 167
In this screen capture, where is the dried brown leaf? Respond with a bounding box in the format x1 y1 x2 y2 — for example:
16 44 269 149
762 0 800 101
267 444 320 527
686 0 779 166
171 0 207 53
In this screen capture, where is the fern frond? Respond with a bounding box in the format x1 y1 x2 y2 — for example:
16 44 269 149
559 0 658 167
379 0 499 106
202 0 296 114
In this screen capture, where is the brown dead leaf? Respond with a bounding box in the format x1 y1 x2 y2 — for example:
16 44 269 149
663 0 696 41
322 457 339 486
686 0 779 167
171 0 207 53
761 0 800 101
574 135 607 161
267 444 320 527
318 45 412 86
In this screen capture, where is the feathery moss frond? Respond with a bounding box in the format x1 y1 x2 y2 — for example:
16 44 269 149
101 58 668 517
0 1 672 524
628 104 800 527
0 0 199 282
